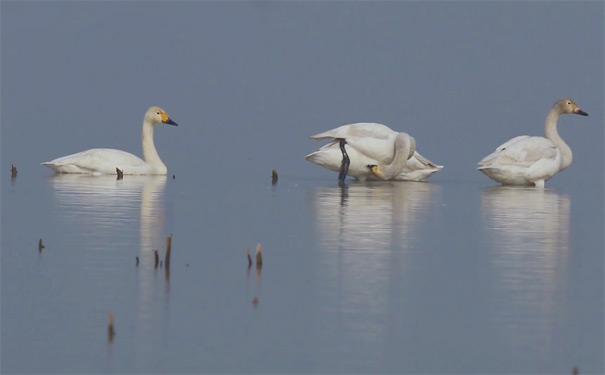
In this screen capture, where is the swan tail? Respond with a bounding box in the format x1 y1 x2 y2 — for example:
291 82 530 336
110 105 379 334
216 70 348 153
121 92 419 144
41 162 59 172
41 162 92 174
413 151 443 169
310 131 338 140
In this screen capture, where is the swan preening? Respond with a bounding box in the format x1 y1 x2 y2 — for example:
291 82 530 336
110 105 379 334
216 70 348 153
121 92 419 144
42 106 177 175
305 123 443 182
478 98 588 187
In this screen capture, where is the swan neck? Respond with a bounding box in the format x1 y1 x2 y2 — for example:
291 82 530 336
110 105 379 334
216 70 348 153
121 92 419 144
544 108 572 170
382 137 412 179
142 120 167 174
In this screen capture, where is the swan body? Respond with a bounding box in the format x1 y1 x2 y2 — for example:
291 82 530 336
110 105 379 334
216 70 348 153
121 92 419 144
305 123 443 181
42 106 177 175
478 98 587 187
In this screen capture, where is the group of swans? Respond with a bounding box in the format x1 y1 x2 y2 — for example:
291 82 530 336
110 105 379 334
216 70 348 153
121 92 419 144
42 98 588 187
306 98 587 186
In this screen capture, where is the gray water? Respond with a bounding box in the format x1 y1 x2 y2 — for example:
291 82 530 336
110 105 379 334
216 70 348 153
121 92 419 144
2 2 604 374
2 171 603 373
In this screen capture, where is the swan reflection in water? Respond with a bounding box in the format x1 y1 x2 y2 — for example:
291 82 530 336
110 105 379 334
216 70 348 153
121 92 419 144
481 186 570 356
48 174 167 261
47 175 169 350
313 181 440 254
311 181 441 349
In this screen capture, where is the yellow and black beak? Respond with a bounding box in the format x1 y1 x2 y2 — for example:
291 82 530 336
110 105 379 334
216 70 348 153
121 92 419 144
368 164 379 177
574 108 588 116
161 112 179 126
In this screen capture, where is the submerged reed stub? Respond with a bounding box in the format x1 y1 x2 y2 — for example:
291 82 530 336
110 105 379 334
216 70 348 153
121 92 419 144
252 297 259 307
135 256 139 266
11 164 17 179
38 239 45 252
255 243 263 268
116 167 124 180
154 250 159 269
107 312 115 342
246 248 252 269
165 235 172 269
271 169 278 185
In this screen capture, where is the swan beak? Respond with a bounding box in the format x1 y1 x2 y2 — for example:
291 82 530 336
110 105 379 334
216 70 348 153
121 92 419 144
368 164 380 178
574 108 588 116
161 112 179 126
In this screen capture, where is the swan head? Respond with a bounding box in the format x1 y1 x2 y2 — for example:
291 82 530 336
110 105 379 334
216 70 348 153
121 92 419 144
554 98 588 116
368 163 399 180
368 164 386 180
368 133 416 180
145 106 178 126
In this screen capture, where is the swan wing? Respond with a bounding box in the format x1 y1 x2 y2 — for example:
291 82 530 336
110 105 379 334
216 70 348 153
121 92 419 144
310 123 398 163
305 141 378 179
344 136 398 164
310 123 395 140
42 148 150 174
478 136 557 167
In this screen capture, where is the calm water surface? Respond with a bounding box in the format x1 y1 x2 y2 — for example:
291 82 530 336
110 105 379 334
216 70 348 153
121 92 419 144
1 169 602 374
2 2 604 373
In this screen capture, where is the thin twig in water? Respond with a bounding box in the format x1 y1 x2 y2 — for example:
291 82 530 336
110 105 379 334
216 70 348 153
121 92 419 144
107 312 115 343
165 235 172 269
246 248 252 269
255 243 263 269
271 169 278 185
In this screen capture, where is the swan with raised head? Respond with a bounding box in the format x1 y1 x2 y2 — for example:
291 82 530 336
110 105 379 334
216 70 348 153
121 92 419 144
42 106 178 175
305 123 443 182
478 98 588 187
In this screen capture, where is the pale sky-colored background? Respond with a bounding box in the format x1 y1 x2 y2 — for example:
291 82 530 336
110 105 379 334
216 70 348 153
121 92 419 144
1 1 603 187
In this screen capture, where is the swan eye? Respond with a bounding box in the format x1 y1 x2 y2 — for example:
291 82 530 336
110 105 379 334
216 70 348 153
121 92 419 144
567 102 571 105
156 111 160 115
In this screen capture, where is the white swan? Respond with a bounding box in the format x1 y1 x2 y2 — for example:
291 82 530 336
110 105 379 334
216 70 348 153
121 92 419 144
305 123 443 182
478 98 588 187
368 132 416 180
42 106 177 175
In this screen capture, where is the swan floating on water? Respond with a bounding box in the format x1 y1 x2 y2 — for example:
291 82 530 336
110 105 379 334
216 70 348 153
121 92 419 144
478 98 588 187
42 106 177 175
305 123 443 182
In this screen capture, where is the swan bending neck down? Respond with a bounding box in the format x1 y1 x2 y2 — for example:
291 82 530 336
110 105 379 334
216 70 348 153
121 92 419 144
477 98 587 187
42 106 178 175
305 122 443 182
368 133 416 180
